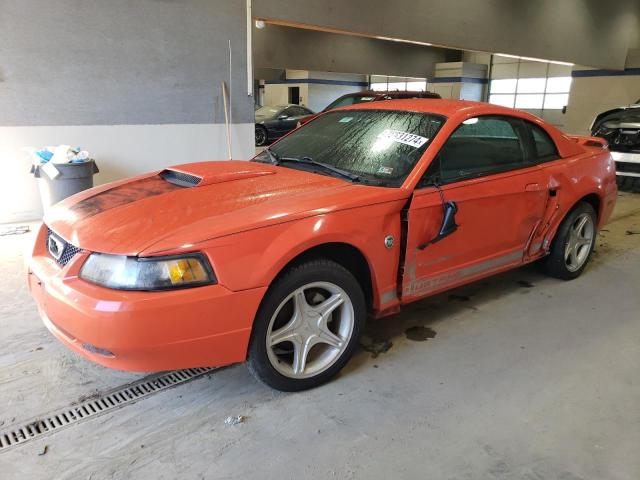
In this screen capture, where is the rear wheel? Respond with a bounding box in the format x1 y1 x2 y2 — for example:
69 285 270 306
543 202 597 280
247 259 365 391
255 125 268 146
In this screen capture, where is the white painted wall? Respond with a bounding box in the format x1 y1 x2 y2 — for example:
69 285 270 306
0 124 254 223
431 62 488 102
263 70 310 108
306 84 363 113
261 70 367 112
263 84 310 108
306 71 367 112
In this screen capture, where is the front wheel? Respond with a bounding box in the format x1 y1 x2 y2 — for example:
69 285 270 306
247 259 366 391
543 202 597 280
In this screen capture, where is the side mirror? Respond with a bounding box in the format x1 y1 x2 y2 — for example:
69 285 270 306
437 201 459 240
420 174 441 188
418 201 458 250
277 114 288 120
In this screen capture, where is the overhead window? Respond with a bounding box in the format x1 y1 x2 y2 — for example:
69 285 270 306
488 94 515 108
370 82 389 92
489 79 517 94
489 76 572 110
370 77 428 92
515 94 544 109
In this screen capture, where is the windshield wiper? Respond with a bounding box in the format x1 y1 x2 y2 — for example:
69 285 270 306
265 147 280 165
277 156 361 182
253 147 280 165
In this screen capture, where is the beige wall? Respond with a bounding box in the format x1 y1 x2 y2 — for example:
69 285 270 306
253 0 639 69
262 70 311 108
262 70 367 112
253 24 455 79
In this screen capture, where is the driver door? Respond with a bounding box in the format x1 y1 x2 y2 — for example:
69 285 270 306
401 115 549 302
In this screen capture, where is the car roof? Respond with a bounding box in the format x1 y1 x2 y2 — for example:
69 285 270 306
336 98 585 158
341 90 436 98
339 98 526 118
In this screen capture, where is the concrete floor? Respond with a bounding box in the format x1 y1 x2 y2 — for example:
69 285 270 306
1 193 639 480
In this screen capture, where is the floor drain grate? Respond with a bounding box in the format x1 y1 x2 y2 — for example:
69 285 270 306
0 367 215 452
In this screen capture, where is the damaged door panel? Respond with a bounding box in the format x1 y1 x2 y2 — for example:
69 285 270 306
400 114 549 302
401 168 548 302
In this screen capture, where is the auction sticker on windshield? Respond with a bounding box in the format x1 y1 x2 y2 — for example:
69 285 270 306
377 129 428 148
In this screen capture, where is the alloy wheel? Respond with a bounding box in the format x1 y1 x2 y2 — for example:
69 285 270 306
255 127 267 146
564 212 595 272
265 281 354 379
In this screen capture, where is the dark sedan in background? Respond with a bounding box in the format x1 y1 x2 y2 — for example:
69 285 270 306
255 104 314 146
298 90 441 126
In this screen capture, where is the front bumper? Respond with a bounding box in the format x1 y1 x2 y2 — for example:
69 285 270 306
27 225 267 372
612 151 640 178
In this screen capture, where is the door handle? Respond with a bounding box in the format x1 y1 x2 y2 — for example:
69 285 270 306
525 183 544 192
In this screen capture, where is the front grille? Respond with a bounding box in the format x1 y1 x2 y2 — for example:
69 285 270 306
46 229 83 266
617 162 640 174
159 169 202 187
598 129 640 153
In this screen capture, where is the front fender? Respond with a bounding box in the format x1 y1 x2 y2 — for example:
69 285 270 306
197 199 405 311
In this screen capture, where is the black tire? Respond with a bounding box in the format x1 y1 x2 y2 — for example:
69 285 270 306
255 125 268 146
542 202 597 280
247 259 366 391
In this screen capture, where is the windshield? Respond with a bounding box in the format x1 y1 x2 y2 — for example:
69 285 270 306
324 95 378 111
256 106 281 116
254 110 445 187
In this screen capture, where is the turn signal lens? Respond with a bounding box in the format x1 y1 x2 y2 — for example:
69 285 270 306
168 258 209 284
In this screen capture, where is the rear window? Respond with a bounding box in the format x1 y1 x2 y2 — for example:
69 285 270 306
530 124 559 162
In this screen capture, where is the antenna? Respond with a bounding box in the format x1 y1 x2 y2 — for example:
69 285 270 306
221 39 233 160
222 81 232 160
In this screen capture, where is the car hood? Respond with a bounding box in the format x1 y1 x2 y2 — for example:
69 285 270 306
592 104 640 131
254 114 272 123
45 160 405 256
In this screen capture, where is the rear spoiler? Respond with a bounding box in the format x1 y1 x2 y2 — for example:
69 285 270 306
568 135 608 149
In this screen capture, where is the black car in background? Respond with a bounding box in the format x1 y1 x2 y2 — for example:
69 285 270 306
591 100 640 192
297 90 441 126
255 105 314 146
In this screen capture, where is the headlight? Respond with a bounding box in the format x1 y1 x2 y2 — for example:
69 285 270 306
79 253 216 291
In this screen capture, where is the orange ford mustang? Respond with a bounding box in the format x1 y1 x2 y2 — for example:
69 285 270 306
28 99 617 391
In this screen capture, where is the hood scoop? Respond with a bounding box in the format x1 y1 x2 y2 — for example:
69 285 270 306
160 169 202 187
161 161 275 187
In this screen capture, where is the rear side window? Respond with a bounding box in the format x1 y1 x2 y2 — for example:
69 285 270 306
434 116 527 183
530 124 559 162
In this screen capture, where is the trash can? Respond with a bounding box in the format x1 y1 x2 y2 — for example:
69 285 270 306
31 160 99 213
